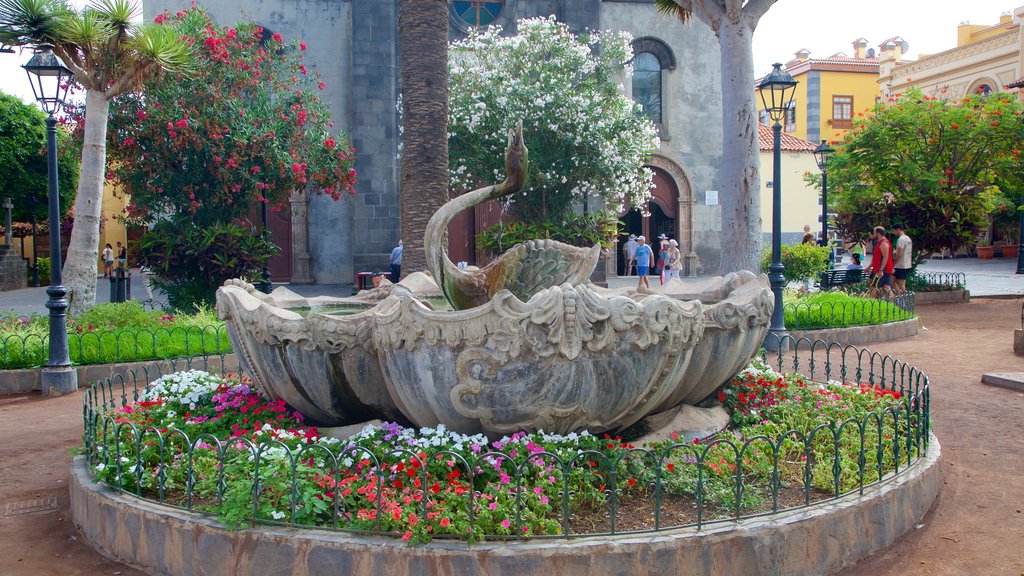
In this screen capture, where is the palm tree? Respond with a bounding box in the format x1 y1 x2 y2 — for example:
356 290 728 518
654 0 779 274
398 0 449 279
0 0 189 314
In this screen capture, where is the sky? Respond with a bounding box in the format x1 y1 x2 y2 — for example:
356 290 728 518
0 0 1019 104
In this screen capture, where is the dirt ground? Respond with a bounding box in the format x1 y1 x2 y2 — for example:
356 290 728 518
0 299 1022 576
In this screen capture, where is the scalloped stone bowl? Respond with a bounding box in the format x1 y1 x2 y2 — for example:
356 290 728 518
215 272 771 437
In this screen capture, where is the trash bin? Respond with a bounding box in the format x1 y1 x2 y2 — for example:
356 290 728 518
110 269 131 303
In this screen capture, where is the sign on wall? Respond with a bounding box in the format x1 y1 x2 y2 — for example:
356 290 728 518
705 190 719 206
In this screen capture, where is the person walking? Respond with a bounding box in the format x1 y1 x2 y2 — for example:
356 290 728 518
867 226 893 298
665 239 682 282
801 225 815 244
390 240 403 283
623 235 638 277
634 235 654 290
116 241 127 271
101 243 114 278
892 223 912 295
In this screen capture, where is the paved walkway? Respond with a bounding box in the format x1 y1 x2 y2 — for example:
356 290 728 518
0 269 155 316
916 256 1024 297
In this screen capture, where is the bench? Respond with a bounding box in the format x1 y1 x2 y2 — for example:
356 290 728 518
818 268 863 290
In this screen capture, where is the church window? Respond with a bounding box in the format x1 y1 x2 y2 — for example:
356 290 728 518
452 0 505 27
632 52 662 124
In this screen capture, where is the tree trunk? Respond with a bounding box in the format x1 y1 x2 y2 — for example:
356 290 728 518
716 17 762 274
398 0 449 279
63 90 109 316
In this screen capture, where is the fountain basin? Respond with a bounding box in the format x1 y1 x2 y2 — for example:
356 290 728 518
215 273 771 437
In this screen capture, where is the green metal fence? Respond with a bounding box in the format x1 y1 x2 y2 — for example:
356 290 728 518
0 325 230 369
82 338 930 540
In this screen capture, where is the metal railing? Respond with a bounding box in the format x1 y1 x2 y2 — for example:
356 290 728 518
81 338 931 540
0 325 231 369
911 272 966 292
784 292 916 330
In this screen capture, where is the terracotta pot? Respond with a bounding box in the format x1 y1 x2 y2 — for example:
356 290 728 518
977 245 995 260
1001 244 1018 259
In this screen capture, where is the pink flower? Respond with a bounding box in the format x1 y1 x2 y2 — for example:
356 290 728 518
154 13 168 24
299 41 307 51
324 137 336 149
272 33 283 43
500 519 511 529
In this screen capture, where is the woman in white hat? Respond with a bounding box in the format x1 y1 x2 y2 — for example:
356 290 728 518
665 239 683 282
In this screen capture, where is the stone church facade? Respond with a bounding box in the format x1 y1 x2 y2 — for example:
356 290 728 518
143 0 725 282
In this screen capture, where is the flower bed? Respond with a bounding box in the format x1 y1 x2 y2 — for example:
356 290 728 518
85 357 929 542
784 291 915 330
0 302 230 369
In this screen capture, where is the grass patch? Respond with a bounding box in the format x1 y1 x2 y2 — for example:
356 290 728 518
0 301 231 369
784 291 914 330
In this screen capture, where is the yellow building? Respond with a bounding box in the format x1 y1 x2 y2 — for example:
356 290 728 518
16 179 128 276
879 7 1023 101
758 40 883 144
757 124 823 243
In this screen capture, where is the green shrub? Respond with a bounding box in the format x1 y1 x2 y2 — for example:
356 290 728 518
784 291 914 330
32 257 50 285
476 213 620 256
761 243 832 284
137 219 278 310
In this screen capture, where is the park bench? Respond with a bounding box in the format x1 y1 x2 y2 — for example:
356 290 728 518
818 268 863 290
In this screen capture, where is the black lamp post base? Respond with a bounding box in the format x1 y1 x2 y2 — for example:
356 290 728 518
41 367 77 396
764 330 790 353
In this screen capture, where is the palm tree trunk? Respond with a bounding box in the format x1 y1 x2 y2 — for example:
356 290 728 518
63 89 109 315
717 17 762 274
398 0 449 279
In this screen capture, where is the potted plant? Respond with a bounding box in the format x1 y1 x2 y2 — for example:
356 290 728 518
1001 231 1019 258
976 237 996 260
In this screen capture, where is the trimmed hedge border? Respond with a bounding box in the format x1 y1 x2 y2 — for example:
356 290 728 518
0 354 239 395
69 436 941 576
789 318 919 347
915 289 969 305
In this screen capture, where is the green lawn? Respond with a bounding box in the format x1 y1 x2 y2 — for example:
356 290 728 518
0 302 231 369
784 291 914 330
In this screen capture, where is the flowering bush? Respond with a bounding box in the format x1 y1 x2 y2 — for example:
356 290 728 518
97 8 356 307
89 362 922 541
448 17 658 231
105 8 355 225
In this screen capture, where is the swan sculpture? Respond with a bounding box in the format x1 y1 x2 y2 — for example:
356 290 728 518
425 122 602 310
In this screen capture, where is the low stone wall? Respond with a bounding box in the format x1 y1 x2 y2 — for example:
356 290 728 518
0 354 239 394
915 290 969 305
790 318 919 347
70 436 942 576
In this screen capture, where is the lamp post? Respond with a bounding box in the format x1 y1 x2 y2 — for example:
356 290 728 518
1016 206 1024 275
757 63 798 348
23 45 77 396
29 194 39 287
258 200 271 293
813 139 835 259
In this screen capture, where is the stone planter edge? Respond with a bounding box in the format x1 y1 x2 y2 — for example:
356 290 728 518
70 435 941 576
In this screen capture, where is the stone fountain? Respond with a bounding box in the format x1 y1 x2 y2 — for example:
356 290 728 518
216 126 772 437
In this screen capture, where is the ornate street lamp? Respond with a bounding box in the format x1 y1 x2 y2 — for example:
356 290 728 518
757 63 798 347
23 45 77 396
813 139 835 256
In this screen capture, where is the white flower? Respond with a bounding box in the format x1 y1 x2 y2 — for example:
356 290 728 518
271 511 286 520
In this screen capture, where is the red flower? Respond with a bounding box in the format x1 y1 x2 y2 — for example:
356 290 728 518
717 391 727 403
318 81 326 91
272 33 283 43
299 64 308 75
627 478 636 487
324 137 336 149
136 110 147 120
439 517 450 528
175 118 188 129
299 41 307 51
